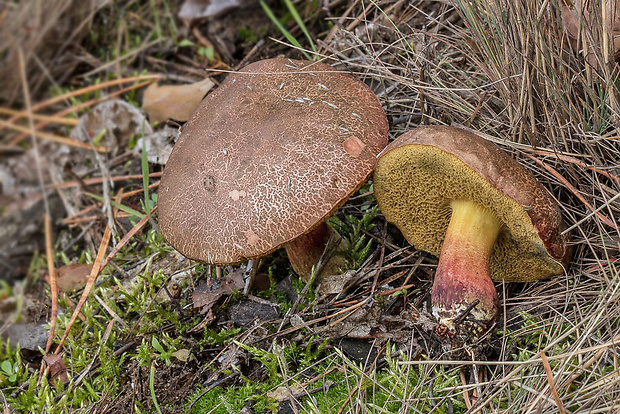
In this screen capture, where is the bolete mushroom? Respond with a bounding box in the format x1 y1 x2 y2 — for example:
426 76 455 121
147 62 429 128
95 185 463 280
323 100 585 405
373 126 571 334
158 58 388 281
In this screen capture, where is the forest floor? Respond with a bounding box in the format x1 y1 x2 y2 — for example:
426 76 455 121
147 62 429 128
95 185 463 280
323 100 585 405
0 0 619 413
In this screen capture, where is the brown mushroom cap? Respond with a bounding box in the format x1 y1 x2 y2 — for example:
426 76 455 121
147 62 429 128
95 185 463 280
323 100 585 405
374 126 571 282
158 58 388 265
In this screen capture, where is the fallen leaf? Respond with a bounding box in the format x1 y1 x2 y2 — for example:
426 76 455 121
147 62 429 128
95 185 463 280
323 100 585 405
192 268 244 314
51 263 93 293
267 381 333 401
71 99 152 158
267 385 305 401
142 78 214 123
318 270 355 295
43 354 68 383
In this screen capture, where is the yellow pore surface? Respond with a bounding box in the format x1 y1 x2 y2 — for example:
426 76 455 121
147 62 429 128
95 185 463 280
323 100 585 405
374 144 565 282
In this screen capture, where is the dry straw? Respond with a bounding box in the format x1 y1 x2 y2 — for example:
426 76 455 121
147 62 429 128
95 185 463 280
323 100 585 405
317 0 619 410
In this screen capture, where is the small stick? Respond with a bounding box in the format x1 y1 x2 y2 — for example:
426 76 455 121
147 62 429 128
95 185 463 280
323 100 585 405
523 148 620 185
460 370 473 409
0 119 108 152
540 351 566 414
64 216 103 225
94 294 128 328
118 181 160 200
44 215 59 354
7 79 156 146
2 74 160 126
258 298 369 344
49 172 163 190
100 208 155 270
55 224 112 354
60 293 86 322
564 334 620 393
64 205 99 222
0 107 79 126
243 259 260 295
453 299 481 325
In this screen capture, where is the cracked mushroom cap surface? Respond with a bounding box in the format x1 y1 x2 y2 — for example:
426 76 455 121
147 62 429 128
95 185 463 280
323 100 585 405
373 126 571 282
158 58 388 264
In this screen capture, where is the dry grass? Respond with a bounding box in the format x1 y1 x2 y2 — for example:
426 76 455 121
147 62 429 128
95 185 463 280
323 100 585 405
0 0 105 106
312 0 620 411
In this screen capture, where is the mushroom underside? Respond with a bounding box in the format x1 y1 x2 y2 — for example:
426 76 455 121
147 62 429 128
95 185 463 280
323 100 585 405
374 144 565 283
374 141 567 332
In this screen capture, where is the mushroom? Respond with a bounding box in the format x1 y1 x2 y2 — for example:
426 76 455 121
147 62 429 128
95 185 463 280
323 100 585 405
373 126 571 334
158 58 388 281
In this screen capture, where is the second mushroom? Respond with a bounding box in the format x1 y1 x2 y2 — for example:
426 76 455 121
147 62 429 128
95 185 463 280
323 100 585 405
373 126 571 335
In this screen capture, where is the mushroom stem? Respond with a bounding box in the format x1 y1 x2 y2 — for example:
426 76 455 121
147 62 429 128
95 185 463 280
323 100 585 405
431 199 503 332
284 222 349 281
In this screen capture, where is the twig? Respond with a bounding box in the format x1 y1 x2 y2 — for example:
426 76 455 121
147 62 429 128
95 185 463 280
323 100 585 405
0 388 9 414
55 224 112 354
562 191 620 235
18 44 58 355
94 294 128 328
453 299 481 325
19 45 60 385
54 319 117 403
540 351 566 414
49 172 163 190
2 74 160 127
0 107 79 126
7 79 156 146
100 208 155 271
44 215 59 353
399 335 620 364
260 297 370 344
0 119 108 152
564 334 620 393
459 370 473 410
523 148 620 185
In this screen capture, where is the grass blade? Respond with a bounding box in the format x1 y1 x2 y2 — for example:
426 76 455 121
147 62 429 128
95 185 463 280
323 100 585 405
260 1 312 60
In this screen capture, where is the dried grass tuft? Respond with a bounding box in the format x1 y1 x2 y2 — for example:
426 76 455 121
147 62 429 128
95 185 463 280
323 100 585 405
0 0 102 106
319 0 620 410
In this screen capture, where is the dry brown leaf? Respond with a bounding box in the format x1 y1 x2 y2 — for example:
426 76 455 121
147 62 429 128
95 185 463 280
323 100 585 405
171 348 191 362
50 263 93 293
317 270 355 295
192 268 245 313
267 385 305 402
142 78 214 123
70 99 152 160
43 354 68 383
134 126 178 166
